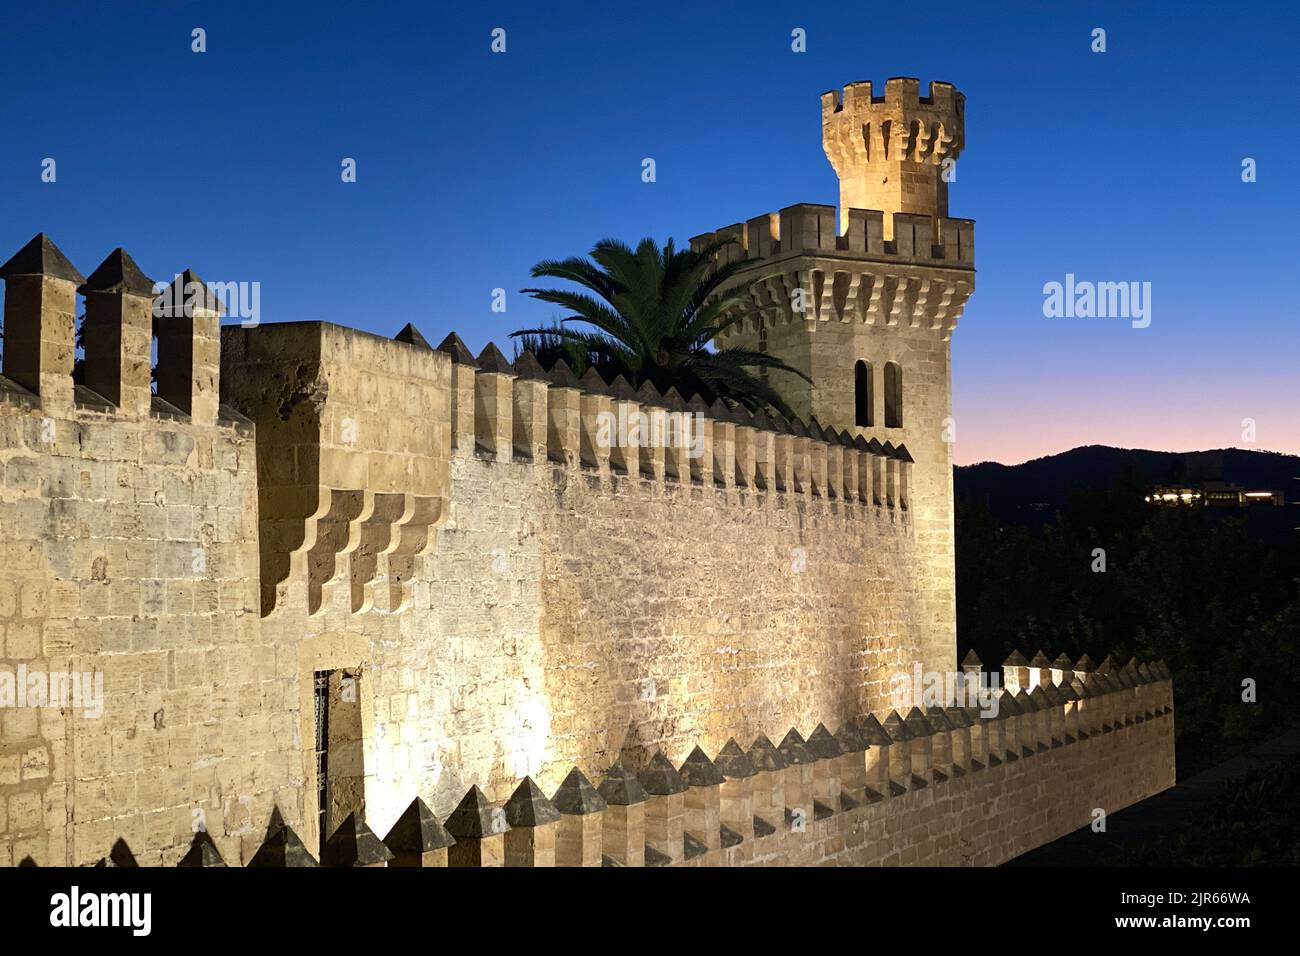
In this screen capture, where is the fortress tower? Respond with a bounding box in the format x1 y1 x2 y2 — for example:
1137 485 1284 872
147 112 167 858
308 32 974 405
693 78 975 675
822 77 965 235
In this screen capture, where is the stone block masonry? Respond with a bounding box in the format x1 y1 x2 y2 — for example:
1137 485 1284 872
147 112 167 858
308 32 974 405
0 77 1177 867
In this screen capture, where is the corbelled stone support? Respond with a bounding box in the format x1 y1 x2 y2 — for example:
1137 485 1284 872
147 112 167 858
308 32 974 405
1059 680 1081 742
1042 683 1067 745
896 446 913 508
885 455 900 508
1015 690 1043 754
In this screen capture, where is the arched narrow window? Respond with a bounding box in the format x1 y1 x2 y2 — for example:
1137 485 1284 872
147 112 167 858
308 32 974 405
854 360 874 427
884 361 903 428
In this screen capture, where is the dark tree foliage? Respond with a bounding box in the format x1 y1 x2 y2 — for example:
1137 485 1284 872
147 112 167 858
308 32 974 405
1106 756 1300 865
956 467 1300 778
511 236 810 420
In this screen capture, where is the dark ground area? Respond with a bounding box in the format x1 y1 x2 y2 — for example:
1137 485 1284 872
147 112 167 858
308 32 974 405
1007 727 1300 865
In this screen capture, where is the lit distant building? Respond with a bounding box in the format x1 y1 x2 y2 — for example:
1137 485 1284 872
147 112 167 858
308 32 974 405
1145 481 1285 507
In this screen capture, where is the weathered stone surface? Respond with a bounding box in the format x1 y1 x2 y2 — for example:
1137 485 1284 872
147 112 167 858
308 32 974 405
0 79 1176 870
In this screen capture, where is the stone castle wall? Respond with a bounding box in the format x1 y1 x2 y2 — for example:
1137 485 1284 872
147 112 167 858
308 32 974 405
0 78 1178 869
0 299 927 865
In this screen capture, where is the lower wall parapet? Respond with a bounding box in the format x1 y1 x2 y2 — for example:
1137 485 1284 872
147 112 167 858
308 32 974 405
39 654 1174 868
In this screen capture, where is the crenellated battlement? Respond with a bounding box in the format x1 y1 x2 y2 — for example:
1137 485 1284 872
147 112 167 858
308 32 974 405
820 78 966 233
821 78 965 167
690 205 974 340
690 204 974 268
431 333 916 517
57 650 1175 867
0 235 239 433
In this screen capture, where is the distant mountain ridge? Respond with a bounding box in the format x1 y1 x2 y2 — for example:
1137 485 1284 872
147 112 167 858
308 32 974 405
955 445 1299 522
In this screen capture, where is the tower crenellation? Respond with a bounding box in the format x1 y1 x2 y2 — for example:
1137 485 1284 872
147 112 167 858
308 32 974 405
821 78 965 234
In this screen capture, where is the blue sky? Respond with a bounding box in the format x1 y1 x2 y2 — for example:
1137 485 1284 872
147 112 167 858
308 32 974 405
1 0 1296 463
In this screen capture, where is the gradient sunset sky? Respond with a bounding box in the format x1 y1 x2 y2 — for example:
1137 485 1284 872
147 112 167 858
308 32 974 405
2 1 1295 465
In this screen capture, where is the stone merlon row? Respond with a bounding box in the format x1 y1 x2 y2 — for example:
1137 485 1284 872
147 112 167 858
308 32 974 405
424 328 915 509
38 652 1171 868
689 205 974 269
0 234 226 428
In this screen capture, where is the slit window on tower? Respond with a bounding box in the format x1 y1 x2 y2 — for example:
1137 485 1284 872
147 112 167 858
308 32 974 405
855 360 873 427
884 361 903 428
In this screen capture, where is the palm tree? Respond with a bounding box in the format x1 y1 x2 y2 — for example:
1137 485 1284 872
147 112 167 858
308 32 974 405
511 236 809 420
